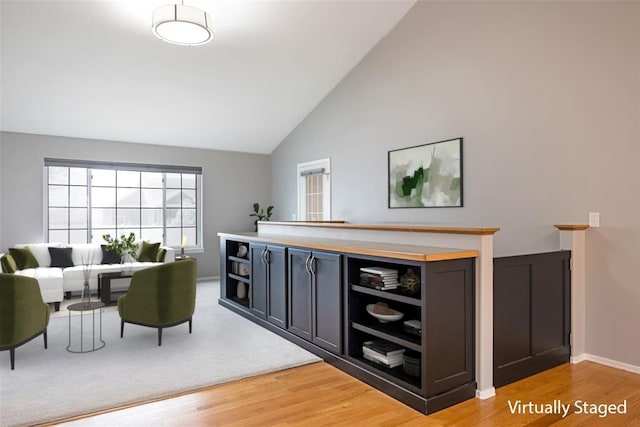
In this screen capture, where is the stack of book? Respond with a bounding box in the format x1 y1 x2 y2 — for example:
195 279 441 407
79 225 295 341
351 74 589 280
359 266 400 290
362 339 405 368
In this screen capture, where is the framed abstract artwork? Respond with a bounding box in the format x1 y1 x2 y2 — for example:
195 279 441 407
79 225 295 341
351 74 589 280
388 137 463 208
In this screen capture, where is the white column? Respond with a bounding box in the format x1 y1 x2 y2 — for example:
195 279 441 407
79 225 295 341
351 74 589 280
475 234 495 399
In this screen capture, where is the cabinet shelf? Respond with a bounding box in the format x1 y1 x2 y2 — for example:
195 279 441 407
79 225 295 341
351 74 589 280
228 255 250 264
228 273 251 284
230 296 249 308
350 284 421 306
351 321 421 352
349 355 422 392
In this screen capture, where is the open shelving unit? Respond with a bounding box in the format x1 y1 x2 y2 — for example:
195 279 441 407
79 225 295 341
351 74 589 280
223 239 251 308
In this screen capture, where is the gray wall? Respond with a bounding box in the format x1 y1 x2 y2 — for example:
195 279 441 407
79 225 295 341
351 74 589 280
0 131 271 277
272 2 640 366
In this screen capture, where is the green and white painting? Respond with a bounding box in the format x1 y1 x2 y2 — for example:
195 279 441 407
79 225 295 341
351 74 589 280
388 138 462 208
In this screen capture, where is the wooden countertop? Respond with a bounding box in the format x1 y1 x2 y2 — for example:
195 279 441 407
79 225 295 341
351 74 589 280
218 232 478 262
259 221 500 236
554 224 590 231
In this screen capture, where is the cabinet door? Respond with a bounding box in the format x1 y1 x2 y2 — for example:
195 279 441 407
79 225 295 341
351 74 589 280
267 245 287 329
311 251 342 353
288 248 312 340
249 243 267 320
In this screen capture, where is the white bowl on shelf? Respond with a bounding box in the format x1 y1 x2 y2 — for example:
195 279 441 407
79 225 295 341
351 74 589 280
366 304 404 323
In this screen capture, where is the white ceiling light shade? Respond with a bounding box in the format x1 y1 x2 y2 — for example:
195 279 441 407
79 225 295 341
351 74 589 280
152 3 213 46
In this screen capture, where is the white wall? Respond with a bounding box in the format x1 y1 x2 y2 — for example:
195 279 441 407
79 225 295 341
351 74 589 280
0 132 271 277
272 2 640 366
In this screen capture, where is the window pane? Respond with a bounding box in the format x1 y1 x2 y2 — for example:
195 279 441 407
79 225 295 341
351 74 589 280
92 187 116 207
69 229 87 244
49 230 68 244
141 228 163 242
117 209 141 227
182 209 196 226
165 227 182 246
91 169 115 186
166 173 181 188
117 170 140 187
182 174 196 189
142 209 163 227
49 208 68 229
69 208 88 229
183 227 196 245
69 168 87 185
49 186 68 207
141 189 163 208
166 208 181 226
141 172 163 188
117 188 140 207
92 208 116 228
92 229 115 244
49 167 68 185
69 186 87 207
118 228 140 239
166 189 181 207
182 189 196 207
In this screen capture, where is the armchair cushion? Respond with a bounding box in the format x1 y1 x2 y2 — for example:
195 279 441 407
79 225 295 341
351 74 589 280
137 241 160 263
1 254 17 274
118 259 196 327
9 247 39 270
0 273 50 368
48 247 74 268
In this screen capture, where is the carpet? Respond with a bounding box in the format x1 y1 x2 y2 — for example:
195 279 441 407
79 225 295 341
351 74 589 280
0 280 321 427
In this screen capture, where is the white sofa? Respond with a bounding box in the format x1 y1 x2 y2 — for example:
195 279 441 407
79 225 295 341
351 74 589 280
0 242 175 310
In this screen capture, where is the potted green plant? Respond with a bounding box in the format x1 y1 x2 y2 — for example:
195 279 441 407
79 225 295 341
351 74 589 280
250 203 274 232
102 232 139 262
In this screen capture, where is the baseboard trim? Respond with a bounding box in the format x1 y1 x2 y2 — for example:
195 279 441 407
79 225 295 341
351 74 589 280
584 353 640 374
475 387 495 399
571 354 587 364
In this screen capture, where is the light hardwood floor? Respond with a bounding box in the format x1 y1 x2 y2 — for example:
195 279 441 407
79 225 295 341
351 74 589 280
49 361 640 426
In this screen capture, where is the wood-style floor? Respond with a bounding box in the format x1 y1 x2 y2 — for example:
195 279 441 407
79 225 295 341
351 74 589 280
49 361 640 426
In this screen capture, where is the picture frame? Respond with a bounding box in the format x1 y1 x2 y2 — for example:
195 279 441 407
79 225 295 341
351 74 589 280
388 137 463 208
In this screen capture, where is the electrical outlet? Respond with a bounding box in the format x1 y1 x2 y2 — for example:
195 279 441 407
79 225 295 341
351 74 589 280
588 212 600 228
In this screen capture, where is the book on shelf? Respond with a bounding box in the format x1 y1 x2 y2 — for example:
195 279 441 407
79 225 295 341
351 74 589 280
360 266 399 277
360 272 398 284
358 279 399 290
362 351 403 368
363 339 405 357
362 347 404 364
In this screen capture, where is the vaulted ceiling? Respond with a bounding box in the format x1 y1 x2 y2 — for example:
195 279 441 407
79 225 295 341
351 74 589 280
0 0 415 154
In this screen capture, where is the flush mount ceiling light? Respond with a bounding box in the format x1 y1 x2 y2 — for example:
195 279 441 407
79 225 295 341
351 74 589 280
152 2 213 46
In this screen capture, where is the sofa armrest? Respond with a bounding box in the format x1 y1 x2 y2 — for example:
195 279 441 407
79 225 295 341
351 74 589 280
161 246 176 262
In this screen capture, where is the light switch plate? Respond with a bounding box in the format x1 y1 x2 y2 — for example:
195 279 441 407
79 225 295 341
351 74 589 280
588 212 600 228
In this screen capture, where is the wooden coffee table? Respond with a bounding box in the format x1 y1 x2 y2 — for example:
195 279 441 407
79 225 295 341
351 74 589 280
98 271 133 305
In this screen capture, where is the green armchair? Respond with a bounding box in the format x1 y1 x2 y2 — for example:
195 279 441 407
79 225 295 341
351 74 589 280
118 259 196 346
0 273 50 370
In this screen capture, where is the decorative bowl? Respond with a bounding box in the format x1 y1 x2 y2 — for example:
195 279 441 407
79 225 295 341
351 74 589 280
366 304 404 323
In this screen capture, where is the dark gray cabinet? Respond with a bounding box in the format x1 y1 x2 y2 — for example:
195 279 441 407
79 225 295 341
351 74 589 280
250 243 287 328
288 248 342 354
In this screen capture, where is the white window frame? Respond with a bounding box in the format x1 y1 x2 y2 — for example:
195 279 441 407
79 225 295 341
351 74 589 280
297 158 331 221
43 159 204 251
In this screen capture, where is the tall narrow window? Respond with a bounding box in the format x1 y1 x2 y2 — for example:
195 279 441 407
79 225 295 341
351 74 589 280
44 159 203 249
297 158 331 221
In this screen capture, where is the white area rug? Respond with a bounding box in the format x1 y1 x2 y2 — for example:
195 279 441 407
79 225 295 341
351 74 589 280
0 280 320 426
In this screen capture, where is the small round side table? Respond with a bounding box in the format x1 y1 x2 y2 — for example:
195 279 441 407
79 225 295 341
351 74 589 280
67 301 106 353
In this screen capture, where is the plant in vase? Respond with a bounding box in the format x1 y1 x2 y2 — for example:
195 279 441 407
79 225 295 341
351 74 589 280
102 232 139 272
250 203 274 232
